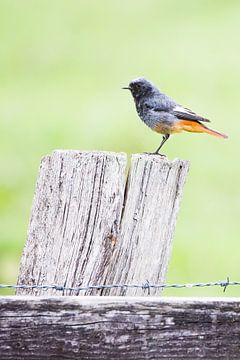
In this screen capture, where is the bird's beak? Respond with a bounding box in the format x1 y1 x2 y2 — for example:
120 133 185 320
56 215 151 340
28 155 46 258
122 87 131 90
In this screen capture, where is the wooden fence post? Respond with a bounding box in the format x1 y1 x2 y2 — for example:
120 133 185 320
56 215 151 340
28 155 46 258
17 151 189 296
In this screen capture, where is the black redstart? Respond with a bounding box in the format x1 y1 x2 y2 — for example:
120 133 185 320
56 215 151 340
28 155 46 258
123 77 228 154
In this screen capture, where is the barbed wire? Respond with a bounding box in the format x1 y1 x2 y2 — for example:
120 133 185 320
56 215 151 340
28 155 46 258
0 277 238 293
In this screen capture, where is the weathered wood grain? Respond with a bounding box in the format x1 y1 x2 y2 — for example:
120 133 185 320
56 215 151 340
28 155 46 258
17 151 127 295
17 151 189 297
1 296 240 359
104 154 189 295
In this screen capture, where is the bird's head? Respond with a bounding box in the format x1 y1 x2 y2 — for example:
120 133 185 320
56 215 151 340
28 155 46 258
122 77 154 99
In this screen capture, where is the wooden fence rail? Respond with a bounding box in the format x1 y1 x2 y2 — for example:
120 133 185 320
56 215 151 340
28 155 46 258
1 296 240 359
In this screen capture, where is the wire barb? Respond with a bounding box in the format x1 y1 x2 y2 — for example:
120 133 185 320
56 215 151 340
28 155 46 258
221 277 230 293
142 280 151 295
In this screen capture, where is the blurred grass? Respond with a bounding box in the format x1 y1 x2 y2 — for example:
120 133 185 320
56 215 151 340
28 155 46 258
0 0 239 296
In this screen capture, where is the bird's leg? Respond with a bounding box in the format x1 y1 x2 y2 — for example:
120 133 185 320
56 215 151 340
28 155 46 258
153 134 170 154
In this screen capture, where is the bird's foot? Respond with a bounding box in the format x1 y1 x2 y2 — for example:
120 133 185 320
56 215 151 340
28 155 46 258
143 152 166 157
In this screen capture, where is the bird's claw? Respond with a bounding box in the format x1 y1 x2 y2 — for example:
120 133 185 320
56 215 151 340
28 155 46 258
143 152 166 157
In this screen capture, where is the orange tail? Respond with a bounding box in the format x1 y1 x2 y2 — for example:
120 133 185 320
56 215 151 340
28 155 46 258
176 120 228 139
203 126 228 139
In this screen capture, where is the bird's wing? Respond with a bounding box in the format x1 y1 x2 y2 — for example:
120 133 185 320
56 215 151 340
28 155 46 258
172 105 210 123
145 98 172 112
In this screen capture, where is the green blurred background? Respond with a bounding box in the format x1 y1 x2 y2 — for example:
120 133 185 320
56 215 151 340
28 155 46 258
0 0 239 296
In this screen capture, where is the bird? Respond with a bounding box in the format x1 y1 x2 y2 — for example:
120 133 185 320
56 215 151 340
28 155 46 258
123 77 228 154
